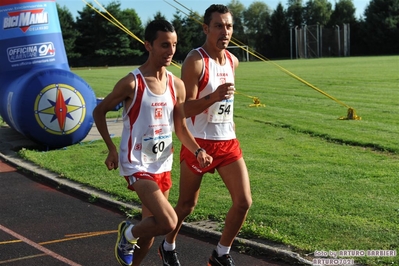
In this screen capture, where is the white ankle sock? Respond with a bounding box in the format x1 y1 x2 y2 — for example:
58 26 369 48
216 242 230 256
163 239 176 251
124 224 137 241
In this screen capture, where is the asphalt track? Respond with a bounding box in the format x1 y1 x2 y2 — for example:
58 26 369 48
0 122 311 266
0 160 293 266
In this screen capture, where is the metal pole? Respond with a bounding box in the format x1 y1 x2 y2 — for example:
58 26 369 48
343 23 347 56
336 25 340 57
295 26 298 59
348 23 350 56
317 23 320 58
290 27 293 59
320 25 323 57
304 24 307 58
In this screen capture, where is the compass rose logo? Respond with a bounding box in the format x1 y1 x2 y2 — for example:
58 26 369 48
34 84 86 135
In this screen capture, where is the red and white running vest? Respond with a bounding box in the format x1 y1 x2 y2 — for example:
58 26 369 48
186 47 236 140
119 69 176 176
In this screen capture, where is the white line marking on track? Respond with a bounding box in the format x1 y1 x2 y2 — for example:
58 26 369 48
0 224 82 266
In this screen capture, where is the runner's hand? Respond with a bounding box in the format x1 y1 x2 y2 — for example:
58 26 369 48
214 83 235 101
196 151 213 168
105 149 119 170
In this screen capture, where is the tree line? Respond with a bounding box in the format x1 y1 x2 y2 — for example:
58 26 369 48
57 0 399 67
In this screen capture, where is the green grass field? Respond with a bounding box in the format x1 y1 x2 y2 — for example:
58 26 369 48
18 56 399 266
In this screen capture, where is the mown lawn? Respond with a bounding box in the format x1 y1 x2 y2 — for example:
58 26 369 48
18 55 399 266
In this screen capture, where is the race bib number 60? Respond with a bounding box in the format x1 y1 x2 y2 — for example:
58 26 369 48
141 132 173 164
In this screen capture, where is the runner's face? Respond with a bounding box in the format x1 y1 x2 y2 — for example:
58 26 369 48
149 31 177 67
206 12 233 50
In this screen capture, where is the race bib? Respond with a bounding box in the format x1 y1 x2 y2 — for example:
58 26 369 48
141 132 173 164
207 98 234 123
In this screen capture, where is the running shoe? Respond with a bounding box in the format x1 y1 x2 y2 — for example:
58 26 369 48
115 221 139 266
158 240 181 266
207 249 235 266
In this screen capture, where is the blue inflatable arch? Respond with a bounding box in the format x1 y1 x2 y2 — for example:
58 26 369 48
0 0 96 149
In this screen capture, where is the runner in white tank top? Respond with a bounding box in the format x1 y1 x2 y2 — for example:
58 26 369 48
119 68 176 176
186 47 236 140
162 6 252 266
92 20 212 266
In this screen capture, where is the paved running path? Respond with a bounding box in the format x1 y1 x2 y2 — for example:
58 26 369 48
0 159 291 266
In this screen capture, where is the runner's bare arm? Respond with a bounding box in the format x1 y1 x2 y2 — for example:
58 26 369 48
93 73 136 170
173 77 212 167
182 50 235 118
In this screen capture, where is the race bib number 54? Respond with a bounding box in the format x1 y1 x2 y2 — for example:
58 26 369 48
207 98 234 123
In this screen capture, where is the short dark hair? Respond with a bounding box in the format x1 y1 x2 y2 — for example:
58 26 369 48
145 19 175 44
203 4 233 25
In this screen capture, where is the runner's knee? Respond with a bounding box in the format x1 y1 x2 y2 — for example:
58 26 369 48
176 199 197 217
233 195 252 212
158 212 178 234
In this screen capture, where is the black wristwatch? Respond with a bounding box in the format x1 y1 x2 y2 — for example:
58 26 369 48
195 148 206 158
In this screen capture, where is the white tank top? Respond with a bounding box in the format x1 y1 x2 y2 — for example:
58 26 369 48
119 69 176 176
186 47 236 140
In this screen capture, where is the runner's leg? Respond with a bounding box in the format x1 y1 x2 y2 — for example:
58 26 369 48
133 179 177 237
132 189 170 266
165 160 203 244
217 158 252 247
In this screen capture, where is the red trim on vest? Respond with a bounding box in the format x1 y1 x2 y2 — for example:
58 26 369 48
197 48 209 97
167 73 176 105
225 50 235 72
126 73 145 163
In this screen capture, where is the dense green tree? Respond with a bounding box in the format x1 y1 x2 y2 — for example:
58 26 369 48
243 1 272 57
226 0 249 61
151 12 167 23
269 3 290 58
303 0 332 25
57 0 397 66
74 1 143 66
362 0 399 54
171 12 185 62
286 0 304 27
57 4 80 60
328 0 357 26
326 0 360 56
227 0 246 44
172 11 204 61
121 8 145 57
94 2 131 57
74 3 102 63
